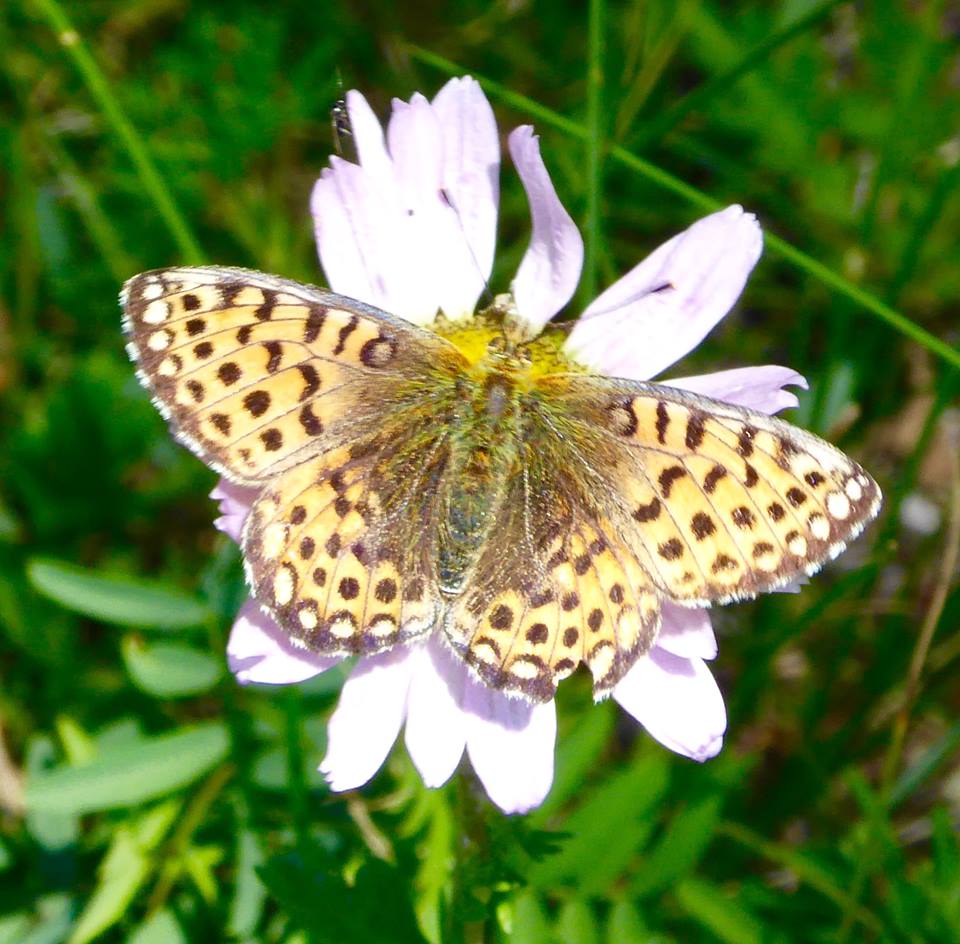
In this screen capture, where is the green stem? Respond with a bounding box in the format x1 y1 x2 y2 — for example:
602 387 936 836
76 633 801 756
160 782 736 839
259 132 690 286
449 776 492 944
582 0 605 307
408 46 960 372
629 0 845 150
285 687 311 853
29 0 205 264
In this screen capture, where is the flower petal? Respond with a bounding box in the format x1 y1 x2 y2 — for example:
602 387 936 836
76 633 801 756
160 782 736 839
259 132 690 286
210 480 259 544
387 95 484 319
667 365 807 415
312 160 401 312
656 602 718 660
614 648 726 762
432 76 500 289
344 89 393 190
227 599 340 685
464 676 556 814
566 205 763 380
320 646 415 792
509 126 584 332
404 638 468 788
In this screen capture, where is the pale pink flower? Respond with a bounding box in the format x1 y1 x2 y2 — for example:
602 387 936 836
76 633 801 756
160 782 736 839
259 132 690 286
220 77 807 814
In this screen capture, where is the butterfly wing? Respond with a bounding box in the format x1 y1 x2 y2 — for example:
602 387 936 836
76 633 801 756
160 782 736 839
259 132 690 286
123 266 467 655
242 429 451 655
446 371 880 702
444 466 662 701
537 374 882 605
122 266 465 484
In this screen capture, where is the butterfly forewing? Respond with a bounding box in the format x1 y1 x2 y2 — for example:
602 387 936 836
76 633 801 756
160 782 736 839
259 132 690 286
538 375 881 606
122 266 465 484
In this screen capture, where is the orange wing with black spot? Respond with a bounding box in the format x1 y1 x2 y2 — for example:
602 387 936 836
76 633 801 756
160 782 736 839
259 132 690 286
122 266 464 484
123 266 465 655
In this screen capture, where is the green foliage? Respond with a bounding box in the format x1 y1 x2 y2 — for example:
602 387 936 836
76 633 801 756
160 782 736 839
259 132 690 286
2 0 959 942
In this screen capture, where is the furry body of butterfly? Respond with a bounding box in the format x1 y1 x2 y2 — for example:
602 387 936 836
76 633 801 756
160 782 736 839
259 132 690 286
123 266 881 703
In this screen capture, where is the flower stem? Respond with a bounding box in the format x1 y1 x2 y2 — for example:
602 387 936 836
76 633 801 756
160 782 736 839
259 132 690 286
582 0 606 307
284 687 311 854
29 0 205 264
449 775 494 944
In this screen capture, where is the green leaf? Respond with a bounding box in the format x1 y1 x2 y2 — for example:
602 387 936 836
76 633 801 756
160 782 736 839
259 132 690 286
259 854 427 944
531 699 615 823
506 891 552 944
674 878 763 944
0 915 32 944
122 637 222 697
28 557 211 629
27 723 229 814
24 735 78 851
126 909 186 944
528 750 669 894
556 899 601 944
227 829 267 938
69 803 179 944
605 900 651 944
13 894 73 944
633 797 723 896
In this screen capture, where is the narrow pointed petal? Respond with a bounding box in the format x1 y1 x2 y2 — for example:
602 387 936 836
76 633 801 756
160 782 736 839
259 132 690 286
509 126 584 332
320 647 415 792
667 365 807 415
566 205 763 380
227 599 340 685
387 95 484 319
656 602 718 660
614 649 726 762
404 638 468 788
432 76 500 287
464 676 556 814
344 89 393 189
210 480 259 544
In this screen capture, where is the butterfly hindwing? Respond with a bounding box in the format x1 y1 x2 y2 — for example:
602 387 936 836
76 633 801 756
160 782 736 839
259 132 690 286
242 429 452 656
122 266 465 484
444 443 662 702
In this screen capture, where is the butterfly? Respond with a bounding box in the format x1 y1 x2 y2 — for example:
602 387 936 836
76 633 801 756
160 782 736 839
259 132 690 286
122 267 881 702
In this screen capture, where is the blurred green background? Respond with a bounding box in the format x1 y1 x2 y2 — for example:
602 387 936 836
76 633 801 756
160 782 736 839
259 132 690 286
2 0 960 941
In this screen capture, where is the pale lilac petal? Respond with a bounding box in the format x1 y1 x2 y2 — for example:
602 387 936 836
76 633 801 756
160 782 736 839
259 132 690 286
320 647 416 792
227 599 340 685
312 159 432 323
344 89 393 190
432 76 500 287
210 480 259 544
656 602 718 660
312 161 395 310
387 94 446 208
464 676 556 814
566 205 763 380
509 126 584 331
614 648 726 762
404 638 468 788
387 95 483 319
667 365 807 415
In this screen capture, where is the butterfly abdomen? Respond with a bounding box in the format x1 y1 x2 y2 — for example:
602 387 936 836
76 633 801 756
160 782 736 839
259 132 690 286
437 371 523 594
